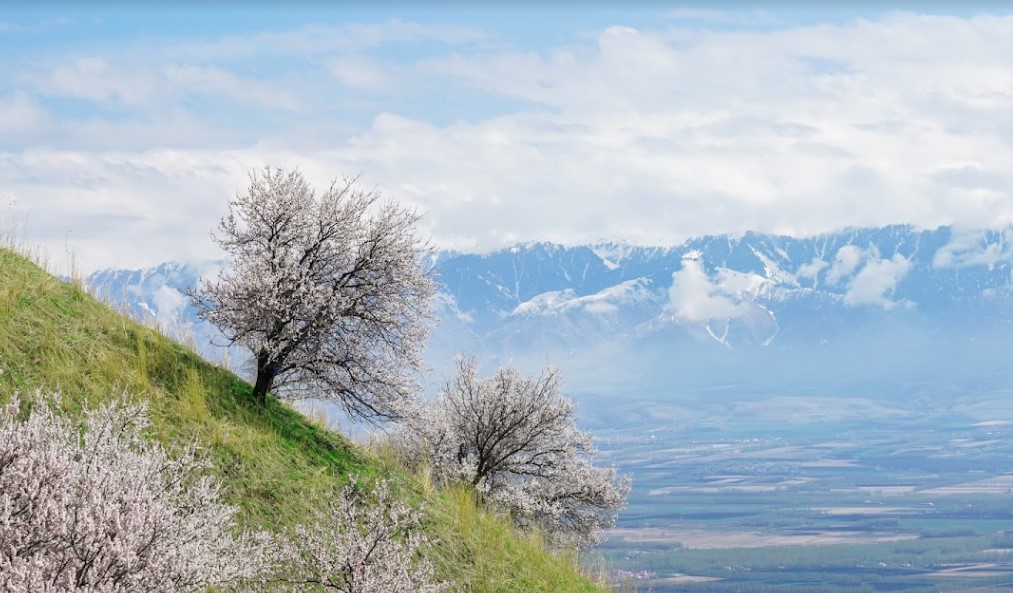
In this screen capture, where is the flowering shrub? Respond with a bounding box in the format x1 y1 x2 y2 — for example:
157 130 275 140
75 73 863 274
0 389 454 593
0 393 268 593
275 477 447 593
408 358 630 548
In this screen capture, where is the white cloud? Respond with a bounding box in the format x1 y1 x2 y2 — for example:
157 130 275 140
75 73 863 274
9 13 1013 271
797 257 829 284
407 13 1013 236
826 245 864 285
40 57 158 105
0 149 252 274
146 283 188 327
667 257 752 322
0 91 50 135
932 228 1013 269
820 244 914 308
163 64 302 110
31 58 302 112
843 253 912 308
327 56 392 91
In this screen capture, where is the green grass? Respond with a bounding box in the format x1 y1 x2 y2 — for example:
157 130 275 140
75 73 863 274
0 246 608 593
427 485 605 593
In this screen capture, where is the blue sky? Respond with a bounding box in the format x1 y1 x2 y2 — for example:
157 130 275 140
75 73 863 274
5 3 1013 273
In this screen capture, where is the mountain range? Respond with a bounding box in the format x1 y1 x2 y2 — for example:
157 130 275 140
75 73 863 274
86 225 1013 408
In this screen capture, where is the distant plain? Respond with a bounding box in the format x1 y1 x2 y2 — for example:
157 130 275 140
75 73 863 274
585 389 1013 592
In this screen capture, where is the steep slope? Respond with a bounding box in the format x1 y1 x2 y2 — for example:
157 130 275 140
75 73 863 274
0 247 605 593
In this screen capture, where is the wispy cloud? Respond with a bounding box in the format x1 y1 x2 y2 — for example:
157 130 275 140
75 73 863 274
664 6 780 26
7 12 1013 273
0 91 50 135
327 56 394 91
39 16 73 28
29 58 303 111
933 228 1013 269
844 253 912 309
165 20 489 61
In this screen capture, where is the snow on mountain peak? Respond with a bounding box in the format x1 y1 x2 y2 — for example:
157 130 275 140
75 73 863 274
511 289 578 316
511 278 655 317
84 225 1013 394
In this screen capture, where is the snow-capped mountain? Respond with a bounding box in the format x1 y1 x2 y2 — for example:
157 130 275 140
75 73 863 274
87 225 1013 399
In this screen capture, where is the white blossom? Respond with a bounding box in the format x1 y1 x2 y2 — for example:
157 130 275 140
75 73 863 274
191 166 435 420
275 477 447 593
408 358 630 548
0 392 269 593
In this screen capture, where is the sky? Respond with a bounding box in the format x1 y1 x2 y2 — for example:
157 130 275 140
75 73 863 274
4 2 1013 274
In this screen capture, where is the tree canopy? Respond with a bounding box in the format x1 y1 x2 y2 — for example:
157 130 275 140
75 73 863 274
192 167 435 420
409 359 630 547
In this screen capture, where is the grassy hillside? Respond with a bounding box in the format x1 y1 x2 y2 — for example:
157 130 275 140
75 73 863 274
0 246 607 593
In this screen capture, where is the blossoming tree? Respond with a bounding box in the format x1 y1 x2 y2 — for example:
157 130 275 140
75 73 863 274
191 167 435 420
409 358 630 548
277 477 447 593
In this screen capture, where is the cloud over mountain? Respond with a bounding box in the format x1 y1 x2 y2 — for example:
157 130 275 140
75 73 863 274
87 225 1013 398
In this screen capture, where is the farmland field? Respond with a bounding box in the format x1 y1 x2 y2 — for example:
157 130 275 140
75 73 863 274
580 389 1013 592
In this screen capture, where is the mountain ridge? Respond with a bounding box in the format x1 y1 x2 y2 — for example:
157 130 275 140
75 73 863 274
86 224 1013 398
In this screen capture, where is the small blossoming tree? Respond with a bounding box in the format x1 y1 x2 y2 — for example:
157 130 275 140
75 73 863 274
277 477 447 593
0 393 268 593
409 358 630 548
191 166 435 420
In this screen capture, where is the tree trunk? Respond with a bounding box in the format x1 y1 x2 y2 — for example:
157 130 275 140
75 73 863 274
252 353 277 405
